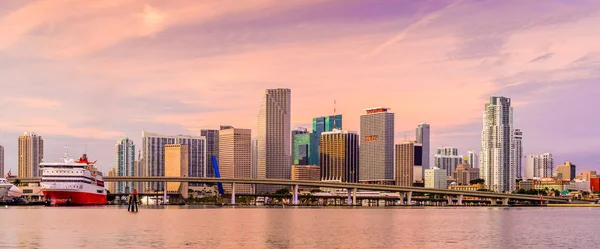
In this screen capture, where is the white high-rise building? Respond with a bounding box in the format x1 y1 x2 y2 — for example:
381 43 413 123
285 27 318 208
359 107 395 184
257 88 291 193
425 167 447 189
466 151 479 168
115 137 135 194
142 131 206 191
524 153 553 179
512 129 523 179
416 123 430 176
434 147 463 176
481 96 515 192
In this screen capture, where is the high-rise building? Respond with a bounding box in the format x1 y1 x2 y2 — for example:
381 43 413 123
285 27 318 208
320 129 359 183
251 138 258 180
0 145 4 177
425 167 448 189
291 165 321 181
481 96 515 192
512 129 523 179
115 137 135 194
359 107 394 184
165 144 189 198
313 115 342 135
452 163 480 185
434 147 463 176
257 88 291 193
416 123 430 176
554 161 576 181
219 127 252 194
524 153 553 179
395 141 420 187
293 132 320 166
142 131 206 191
201 129 219 178
18 132 44 178
133 152 144 192
107 168 116 194
466 151 479 168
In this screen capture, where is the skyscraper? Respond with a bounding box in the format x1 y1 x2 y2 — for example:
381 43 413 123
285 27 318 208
133 151 144 192
18 132 44 178
0 145 4 177
466 151 479 168
115 137 135 194
416 123 430 176
554 161 576 181
320 129 359 183
165 144 189 198
395 141 418 187
425 167 448 189
524 153 554 179
293 132 320 166
434 147 463 176
313 115 342 135
219 127 252 194
481 96 515 192
201 129 219 178
359 107 394 184
512 129 523 179
142 131 206 191
257 88 291 193
251 138 258 180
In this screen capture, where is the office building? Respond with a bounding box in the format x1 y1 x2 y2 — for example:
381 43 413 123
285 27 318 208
313 115 343 135
142 131 206 191
395 141 422 187
320 129 359 183
291 165 321 181
452 163 480 185
257 88 291 193
524 153 553 179
201 129 219 178
219 127 252 194
133 153 144 192
434 147 463 176
18 132 44 178
359 107 394 184
577 170 597 181
466 151 479 169
251 138 258 180
165 144 189 198
115 137 135 194
481 96 515 192
416 123 430 176
0 145 4 177
425 167 448 189
512 129 523 179
293 132 320 166
554 161 576 181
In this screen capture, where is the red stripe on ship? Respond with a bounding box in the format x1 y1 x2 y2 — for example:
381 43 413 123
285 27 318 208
44 191 106 205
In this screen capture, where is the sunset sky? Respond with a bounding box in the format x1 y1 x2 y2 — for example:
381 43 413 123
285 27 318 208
1 0 599 174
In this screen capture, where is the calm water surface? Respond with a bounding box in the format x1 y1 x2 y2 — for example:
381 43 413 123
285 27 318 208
0 206 599 248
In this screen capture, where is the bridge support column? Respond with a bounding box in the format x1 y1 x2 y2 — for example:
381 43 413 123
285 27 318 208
231 183 236 205
406 192 412 206
397 192 403 205
447 195 453 205
502 197 509 206
457 195 463 205
352 188 357 205
293 185 299 205
163 182 167 204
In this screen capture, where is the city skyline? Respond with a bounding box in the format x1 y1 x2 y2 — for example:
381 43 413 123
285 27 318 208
2 0 600 174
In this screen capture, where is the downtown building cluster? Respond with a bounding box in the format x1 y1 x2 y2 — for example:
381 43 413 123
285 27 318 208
3 92 600 196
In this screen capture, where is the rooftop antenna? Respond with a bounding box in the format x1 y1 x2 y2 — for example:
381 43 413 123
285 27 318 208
333 99 337 129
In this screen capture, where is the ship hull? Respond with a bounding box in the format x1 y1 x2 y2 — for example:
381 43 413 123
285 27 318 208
44 190 106 205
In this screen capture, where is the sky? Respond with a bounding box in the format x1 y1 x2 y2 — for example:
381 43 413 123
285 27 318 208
1 0 599 175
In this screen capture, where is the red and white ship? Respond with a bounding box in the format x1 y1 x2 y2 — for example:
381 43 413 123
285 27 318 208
41 151 106 205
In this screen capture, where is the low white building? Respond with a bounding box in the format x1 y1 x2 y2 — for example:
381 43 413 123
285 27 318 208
425 167 448 189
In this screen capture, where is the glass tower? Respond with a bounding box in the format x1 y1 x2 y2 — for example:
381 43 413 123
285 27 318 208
312 115 342 135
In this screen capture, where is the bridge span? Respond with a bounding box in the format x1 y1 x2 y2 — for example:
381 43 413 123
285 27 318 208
14 176 569 205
